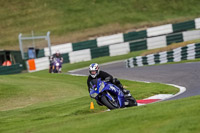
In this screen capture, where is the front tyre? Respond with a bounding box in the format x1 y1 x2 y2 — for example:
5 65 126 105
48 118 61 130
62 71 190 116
101 95 119 110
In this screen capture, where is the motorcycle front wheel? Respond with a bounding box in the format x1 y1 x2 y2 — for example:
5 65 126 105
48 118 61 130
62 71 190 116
101 95 119 110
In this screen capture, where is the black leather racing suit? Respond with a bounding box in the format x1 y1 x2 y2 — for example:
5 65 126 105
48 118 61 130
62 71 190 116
87 70 124 93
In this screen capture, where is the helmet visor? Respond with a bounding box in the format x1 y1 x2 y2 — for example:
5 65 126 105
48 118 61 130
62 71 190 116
90 70 97 75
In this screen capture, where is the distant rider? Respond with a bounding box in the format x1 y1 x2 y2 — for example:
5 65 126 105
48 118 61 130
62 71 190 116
49 51 63 73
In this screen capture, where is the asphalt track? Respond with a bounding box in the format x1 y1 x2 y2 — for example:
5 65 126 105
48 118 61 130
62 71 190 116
69 61 200 100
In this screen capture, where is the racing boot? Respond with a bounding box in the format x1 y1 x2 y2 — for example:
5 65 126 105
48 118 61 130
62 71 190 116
118 84 131 98
123 89 132 98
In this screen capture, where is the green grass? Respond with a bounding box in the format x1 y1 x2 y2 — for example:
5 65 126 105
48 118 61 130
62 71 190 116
0 71 178 111
0 73 86 111
1 0 200 49
0 61 180 132
1 0 200 132
2 48 200 132
0 87 199 133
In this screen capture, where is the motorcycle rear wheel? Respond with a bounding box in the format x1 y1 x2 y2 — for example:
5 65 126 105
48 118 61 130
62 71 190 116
126 97 138 107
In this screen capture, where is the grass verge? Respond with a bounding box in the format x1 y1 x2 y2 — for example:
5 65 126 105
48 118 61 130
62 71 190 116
3 39 200 132
0 90 199 133
0 57 180 132
0 72 178 111
1 0 200 49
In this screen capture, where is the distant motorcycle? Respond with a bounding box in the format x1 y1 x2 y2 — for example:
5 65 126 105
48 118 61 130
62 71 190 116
52 58 62 73
90 78 137 110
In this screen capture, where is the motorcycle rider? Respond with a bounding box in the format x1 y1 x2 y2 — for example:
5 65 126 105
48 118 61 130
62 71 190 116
49 51 63 73
87 63 131 99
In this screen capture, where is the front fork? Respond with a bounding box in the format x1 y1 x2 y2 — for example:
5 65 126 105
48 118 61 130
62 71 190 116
104 91 115 102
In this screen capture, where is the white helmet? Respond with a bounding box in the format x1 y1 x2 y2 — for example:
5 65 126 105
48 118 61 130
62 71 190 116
56 50 60 55
89 63 100 78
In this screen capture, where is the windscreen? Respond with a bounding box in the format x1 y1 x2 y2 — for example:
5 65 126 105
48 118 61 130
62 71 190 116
89 79 98 89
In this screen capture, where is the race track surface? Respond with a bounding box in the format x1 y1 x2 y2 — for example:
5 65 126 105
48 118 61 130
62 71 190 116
69 61 200 100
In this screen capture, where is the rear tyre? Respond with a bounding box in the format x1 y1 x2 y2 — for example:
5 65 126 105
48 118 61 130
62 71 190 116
126 97 138 107
101 95 119 110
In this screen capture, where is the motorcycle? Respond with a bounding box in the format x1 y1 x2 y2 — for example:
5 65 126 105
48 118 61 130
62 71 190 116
52 58 62 73
89 78 137 110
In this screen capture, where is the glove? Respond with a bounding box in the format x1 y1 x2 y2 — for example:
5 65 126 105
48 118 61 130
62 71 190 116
113 78 120 84
104 77 111 82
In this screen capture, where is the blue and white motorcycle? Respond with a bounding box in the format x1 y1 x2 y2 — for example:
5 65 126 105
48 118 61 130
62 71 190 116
90 78 137 110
